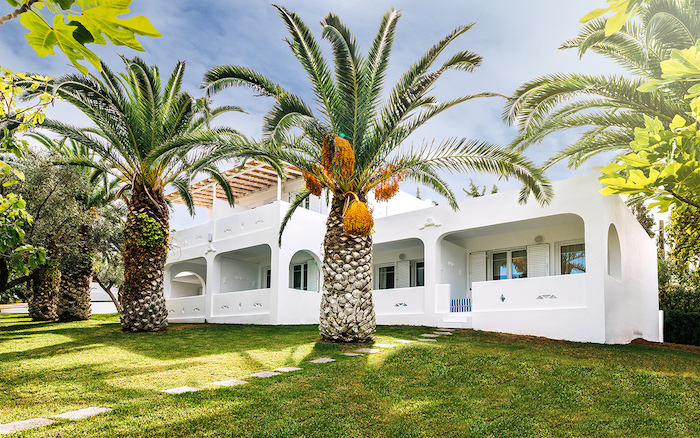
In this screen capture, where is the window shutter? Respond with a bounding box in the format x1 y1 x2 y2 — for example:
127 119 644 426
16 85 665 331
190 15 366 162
527 244 549 278
309 194 320 213
308 260 319 292
469 251 486 290
396 261 410 288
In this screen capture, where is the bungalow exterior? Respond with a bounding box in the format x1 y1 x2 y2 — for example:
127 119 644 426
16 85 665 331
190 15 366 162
164 162 661 344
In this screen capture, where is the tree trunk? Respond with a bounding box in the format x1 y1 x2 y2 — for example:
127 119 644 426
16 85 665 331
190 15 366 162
319 194 375 342
57 224 92 321
120 183 169 332
28 259 60 321
57 267 92 321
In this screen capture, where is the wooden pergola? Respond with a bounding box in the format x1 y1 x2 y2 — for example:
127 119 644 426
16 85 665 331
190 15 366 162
165 160 304 210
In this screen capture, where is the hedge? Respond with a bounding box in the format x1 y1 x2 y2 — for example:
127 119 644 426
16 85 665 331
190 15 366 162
664 310 700 346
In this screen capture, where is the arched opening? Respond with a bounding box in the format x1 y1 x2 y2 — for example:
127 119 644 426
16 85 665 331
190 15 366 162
217 244 272 293
608 224 622 281
167 257 207 299
372 238 425 290
289 250 321 292
171 271 205 298
440 213 585 311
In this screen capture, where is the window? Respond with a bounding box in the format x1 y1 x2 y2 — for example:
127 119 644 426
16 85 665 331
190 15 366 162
491 249 527 280
292 263 308 290
378 265 395 289
560 242 585 275
263 267 271 288
411 261 424 287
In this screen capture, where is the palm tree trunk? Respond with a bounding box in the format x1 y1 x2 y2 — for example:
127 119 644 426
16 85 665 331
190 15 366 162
57 266 92 321
120 184 169 332
319 194 376 342
57 224 92 321
28 259 60 321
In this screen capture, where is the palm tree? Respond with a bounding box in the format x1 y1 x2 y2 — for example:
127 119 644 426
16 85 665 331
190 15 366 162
203 7 552 342
34 56 278 332
504 0 699 169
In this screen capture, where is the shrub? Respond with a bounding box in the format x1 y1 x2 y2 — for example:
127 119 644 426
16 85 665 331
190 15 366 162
659 285 700 313
664 310 700 346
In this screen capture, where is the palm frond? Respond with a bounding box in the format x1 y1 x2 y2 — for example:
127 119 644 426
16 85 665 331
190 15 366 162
202 65 286 98
171 177 196 216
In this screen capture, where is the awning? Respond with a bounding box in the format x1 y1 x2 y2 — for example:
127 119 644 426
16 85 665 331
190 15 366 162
165 160 304 209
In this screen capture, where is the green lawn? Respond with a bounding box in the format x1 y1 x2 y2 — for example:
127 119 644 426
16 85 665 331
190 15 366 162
1 314 699 437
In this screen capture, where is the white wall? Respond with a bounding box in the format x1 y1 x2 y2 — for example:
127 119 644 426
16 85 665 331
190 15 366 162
440 240 467 301
164 173 660 344
212 178 328 219
370 190 433 218
601 194 660 343
220 257 267 292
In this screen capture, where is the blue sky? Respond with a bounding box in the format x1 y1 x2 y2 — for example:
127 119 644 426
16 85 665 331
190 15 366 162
0 1 625 229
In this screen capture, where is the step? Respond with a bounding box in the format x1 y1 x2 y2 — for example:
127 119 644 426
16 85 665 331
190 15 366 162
439 313 472 329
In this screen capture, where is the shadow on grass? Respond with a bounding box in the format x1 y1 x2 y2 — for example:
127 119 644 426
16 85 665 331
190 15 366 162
22 330 700 438
3 314 700 437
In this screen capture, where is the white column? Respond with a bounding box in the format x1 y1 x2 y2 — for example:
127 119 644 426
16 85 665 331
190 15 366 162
211 184 217 220
276 176 282 201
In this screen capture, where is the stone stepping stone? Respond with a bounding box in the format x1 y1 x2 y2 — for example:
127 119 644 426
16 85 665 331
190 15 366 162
0 418 54 434
341 352 363 356
53 407 112 420
161 386 203 394
434 332 453 335
395 339 415 343
374 343 397 348
417 338 437 342
420 334 440 338
309 358 335 364
355 348 381 354
211 379 248 387
249 371 282 378
274 367 302 373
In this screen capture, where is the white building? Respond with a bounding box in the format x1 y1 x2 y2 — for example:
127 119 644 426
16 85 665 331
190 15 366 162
164 162 661 344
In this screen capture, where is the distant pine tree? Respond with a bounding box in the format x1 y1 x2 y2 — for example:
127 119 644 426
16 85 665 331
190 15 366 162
463 179 499 198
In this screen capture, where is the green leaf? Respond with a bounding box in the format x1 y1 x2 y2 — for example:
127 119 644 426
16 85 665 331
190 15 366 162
68 20 95 45
55 0 77 9
599 162 625 173
670 114 686 130
637 79 672 92
620 153 650 167
21 13 100 74
71 0 161 51
660 43 700 82
580 0 643 36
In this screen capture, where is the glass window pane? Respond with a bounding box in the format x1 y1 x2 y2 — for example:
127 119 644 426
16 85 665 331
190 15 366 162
492 252 507 280
379 266 395 289
293 264 302 289
511 250 527 279
265 269 271 288
416 262 424 287
561 244 586 274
